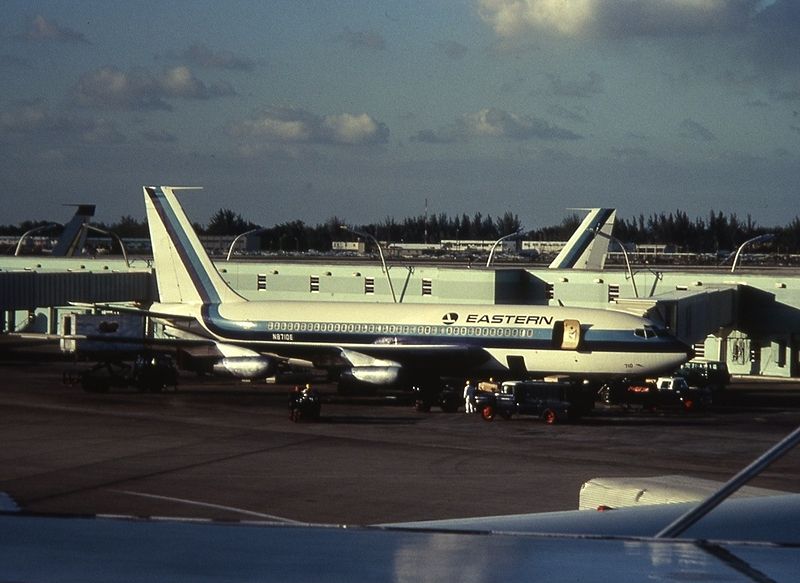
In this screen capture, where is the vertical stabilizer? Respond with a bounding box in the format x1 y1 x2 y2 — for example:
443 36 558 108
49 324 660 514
143 186 245 305
548 208 616 270
52 204 95 257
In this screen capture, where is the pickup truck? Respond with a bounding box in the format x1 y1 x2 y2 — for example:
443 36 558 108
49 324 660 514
599 376 712 411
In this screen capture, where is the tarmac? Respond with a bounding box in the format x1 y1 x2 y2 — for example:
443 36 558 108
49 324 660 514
1 357 800 526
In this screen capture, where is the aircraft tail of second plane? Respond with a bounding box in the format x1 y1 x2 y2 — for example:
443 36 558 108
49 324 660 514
549 208 616 270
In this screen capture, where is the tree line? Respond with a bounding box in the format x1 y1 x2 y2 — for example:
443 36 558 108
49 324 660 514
3 208 800 254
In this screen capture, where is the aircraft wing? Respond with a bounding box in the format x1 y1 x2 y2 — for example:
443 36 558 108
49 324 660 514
384 492 800 545
1 507 797 582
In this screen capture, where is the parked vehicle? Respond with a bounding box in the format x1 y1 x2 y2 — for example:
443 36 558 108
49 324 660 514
412 384 461 413
476 380 589 424
599 376 711 412
64 353 178 393
288 386 321 422
676 360 731 391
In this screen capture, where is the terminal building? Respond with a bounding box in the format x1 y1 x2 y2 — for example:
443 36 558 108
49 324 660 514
2 248 799 379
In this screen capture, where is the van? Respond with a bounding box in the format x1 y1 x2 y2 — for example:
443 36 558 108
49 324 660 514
677 360 730 390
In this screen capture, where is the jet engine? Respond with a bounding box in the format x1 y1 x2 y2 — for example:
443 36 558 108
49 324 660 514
211 356 276 379
340 365 402 386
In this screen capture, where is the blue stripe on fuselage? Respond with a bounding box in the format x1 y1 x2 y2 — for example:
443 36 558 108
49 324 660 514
197 305 689 355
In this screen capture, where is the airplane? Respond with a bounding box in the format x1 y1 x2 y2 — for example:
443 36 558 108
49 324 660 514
12 204 95 257
548 207 616 270
128 186 690 406
51 204 95 257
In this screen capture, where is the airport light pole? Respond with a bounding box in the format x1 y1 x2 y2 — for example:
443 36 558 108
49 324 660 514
613 237 639 298
226 227 267 261
594 231 639 298
730 233 775 273
85 225 130 268
14 223 61 256
486 229 524 268
340 225 397 303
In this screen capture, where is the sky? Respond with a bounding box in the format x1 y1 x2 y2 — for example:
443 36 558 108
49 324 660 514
1 0 799 230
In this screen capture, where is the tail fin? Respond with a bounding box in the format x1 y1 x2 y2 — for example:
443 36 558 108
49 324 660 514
143 186 245 304
52 204 94 257
549 208 616 270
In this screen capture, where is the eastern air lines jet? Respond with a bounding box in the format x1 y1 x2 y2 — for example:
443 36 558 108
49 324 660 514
143 186 691 405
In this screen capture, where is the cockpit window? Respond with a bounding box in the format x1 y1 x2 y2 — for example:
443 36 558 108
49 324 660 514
634 326 660 339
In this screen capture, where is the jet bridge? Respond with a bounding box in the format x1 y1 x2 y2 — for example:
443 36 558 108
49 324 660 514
613 284 738 345
0 270 153 334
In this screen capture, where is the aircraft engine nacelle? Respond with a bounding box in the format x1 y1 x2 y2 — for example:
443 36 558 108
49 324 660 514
212 356 276 379
341 366 402 386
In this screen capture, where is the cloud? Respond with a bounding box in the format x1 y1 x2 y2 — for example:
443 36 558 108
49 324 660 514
435 40 469 60
18 15 90 44
228 106 390 146
334 27 387 51
478 0 756 39
1 101 82 135
178 43 256 71
80 119 126 144
546 71 604 97
73 66 235 110
0 102 125 144
412 107 582 143
548 104 589 123
679 118 717 141
322 113 389 144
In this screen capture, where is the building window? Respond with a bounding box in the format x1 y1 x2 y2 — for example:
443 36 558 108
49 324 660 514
608 284 619 302
365 277 375 294
422 278 433 296
257 274 267 291
310 276 320 293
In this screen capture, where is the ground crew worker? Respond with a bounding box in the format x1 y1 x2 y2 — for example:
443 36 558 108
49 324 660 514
463 379 477 413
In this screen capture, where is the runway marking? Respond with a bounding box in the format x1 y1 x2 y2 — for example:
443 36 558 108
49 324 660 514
111 489 306 524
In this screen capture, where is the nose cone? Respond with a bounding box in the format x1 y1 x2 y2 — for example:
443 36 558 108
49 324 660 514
659 337 694 373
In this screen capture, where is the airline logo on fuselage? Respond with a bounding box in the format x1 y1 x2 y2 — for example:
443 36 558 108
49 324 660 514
442 312 553 326
442 312 459 325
